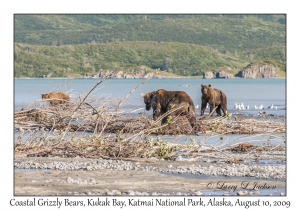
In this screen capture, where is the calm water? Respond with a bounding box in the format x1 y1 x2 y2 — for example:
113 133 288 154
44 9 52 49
14 78 286 115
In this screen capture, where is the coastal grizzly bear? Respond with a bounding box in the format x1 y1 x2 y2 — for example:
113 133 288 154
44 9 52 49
141 89 196 127
200 84 227 117
41 92 70 106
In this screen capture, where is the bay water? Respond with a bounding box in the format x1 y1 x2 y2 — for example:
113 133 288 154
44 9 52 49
15 78 286 114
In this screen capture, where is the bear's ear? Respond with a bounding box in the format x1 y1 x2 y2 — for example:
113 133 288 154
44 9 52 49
208 84 211 87
150 91 156 98
200 84 203 87
141 93 145 98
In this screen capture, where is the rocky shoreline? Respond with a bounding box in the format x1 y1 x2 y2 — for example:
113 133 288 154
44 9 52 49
82 65 282 79
203 64 280 79
82 70 183 79
76 63 283 79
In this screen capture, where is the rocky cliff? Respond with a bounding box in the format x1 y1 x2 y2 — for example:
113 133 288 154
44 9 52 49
203 63 280 79
238 64 279 78
79 62 281 79
203 71 235 79
82 70 181 79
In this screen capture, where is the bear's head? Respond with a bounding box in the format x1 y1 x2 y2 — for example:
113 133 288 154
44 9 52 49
201 84 212 96
41 93 49 99
141 91 156 111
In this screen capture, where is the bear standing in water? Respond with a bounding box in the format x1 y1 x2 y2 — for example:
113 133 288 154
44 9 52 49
141 89 196 128
200 84 227 117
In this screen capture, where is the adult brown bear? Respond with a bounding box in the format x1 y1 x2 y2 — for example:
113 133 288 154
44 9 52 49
141 89 196 127
41 92 70 106
200 84 227 117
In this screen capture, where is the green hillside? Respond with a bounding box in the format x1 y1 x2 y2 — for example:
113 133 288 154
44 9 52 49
14 15 285 52
14 41 250 78
237 46 286 64
14 14 286 78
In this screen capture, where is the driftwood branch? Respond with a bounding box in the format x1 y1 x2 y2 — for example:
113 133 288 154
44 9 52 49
14 81 286 160
74 80 105 112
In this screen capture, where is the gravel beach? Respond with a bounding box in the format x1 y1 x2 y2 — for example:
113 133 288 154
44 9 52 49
14 153 286 196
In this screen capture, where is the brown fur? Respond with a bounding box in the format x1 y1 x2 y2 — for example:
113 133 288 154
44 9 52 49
141 89 196 127
200 84 227 117
41 92 70 106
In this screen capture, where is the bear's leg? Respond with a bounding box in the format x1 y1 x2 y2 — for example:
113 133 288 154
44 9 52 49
220 105 228 116
187 114 196 128
153 110 161 121
209 103 215 116
152 104 162 121
200 102 207 116
216 106 222 116
161 116 168 125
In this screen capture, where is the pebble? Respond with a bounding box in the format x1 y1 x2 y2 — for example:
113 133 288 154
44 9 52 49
106 191 114 196
237 191 248 196
15 158 286 179
194 191 203 196
114 190 122 196
127 190 135 196
176 156 183 161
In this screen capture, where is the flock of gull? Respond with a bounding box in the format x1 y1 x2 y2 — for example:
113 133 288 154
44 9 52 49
234 103 277 110
195 103 278 110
